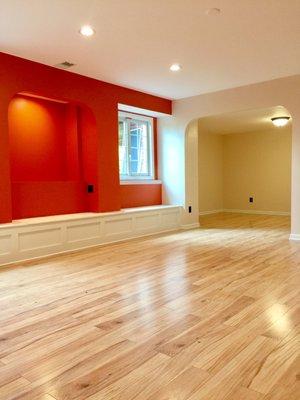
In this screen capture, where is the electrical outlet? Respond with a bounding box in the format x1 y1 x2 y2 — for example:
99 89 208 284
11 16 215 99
249 197 253 203
87 184 94 193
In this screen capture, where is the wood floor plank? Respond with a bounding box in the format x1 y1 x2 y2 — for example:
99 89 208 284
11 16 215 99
49 343 158 400
248 334 299 394
23 335 135 385
0 213 299 400
0 377 33 400
128 341 211 400
263 382 300 400
85 353 170 400
146 366 210 400
226 386 264 399
27 395 58 400
187 335 278 399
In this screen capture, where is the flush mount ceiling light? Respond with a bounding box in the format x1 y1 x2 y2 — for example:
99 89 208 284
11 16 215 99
79 25 95 37
271 116 290 127
170 63 182 72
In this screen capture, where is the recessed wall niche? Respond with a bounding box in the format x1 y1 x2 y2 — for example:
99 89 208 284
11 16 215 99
8 93 98 219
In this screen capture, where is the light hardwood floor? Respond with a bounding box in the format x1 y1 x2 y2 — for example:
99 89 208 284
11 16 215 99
0 212 299 400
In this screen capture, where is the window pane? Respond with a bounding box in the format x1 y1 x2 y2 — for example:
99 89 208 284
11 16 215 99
118 120 128 175
130 147 138 160
130 161 138 174
118 113 153 180
129 120 149 175
131 134 138 147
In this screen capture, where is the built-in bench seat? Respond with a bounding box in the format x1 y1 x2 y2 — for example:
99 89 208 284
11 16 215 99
0 205 181 265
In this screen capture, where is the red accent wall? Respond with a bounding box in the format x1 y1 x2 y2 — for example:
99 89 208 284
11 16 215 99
0 51 171 222
12 182 87 219
9 95 69 181
9 95 91 219
120 184 162 208
78 106 100 213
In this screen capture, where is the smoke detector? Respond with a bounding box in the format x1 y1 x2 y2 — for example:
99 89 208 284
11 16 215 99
205 8 221 16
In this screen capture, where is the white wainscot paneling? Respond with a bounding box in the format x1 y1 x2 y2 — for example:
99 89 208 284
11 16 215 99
19 228 62 252
103 217 132 238
0 234 13 256
161 211 180 229
0 205 182 266
67 221 101 243
135 213 160 232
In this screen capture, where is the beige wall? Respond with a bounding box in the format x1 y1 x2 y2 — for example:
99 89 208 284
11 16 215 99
199 127 292 214
198 130 223 212
160 74 300 235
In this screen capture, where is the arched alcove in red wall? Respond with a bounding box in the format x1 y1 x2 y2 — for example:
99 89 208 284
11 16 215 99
8 93 98 219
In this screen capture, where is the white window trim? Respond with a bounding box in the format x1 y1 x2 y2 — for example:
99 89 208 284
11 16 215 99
118 111 155 181
120 179 162 185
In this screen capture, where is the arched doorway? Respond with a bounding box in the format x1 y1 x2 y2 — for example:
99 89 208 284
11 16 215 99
183 106 293 233
195 106 292 230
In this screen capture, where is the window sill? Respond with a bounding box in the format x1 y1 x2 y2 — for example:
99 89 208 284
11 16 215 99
120 180 162 185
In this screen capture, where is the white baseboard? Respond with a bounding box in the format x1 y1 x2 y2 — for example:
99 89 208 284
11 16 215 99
289 234 300 241
0 205 182 266
223 209 291 216
199 209 290 217
199 210 223 216
181 222 200 230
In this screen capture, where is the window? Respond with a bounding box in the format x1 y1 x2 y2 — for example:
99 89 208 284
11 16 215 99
118 112 154 180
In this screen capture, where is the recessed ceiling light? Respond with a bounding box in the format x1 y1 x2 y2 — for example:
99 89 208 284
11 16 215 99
271 117 290 127
170 63 182 72
79 25 95 37
205 8 221 16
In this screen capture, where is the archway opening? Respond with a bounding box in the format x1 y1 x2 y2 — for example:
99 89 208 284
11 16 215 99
195 106 292 229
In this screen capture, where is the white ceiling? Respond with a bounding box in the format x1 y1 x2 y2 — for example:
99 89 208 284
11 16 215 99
198 106 292 135
1 0 300 99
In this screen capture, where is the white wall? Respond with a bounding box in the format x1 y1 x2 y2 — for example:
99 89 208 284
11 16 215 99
198 132 223 213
